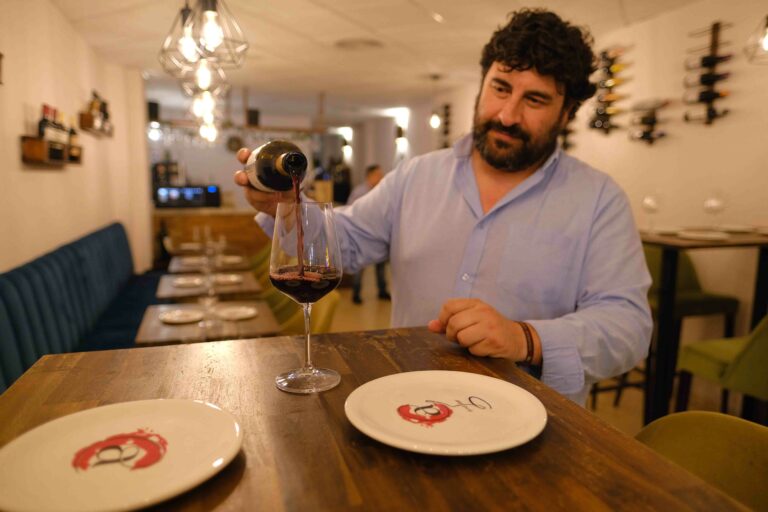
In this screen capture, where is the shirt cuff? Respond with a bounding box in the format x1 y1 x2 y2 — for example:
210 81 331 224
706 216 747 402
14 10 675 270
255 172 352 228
525 319 585 400
255 212 275 237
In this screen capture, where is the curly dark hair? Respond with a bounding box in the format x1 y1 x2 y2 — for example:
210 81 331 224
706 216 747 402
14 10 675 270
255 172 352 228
480 9 597 119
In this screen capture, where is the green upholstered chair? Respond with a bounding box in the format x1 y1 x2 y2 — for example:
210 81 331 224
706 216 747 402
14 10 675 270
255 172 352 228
675 315 768 413
636 411 768 510
279 290 340 336
590 245 739 409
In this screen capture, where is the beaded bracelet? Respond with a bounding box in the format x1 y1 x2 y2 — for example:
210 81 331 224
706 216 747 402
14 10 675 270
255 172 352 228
519 321 534 365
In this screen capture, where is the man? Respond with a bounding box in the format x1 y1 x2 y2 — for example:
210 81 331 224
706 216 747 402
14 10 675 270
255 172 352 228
234 9 652 405
346 164 390 304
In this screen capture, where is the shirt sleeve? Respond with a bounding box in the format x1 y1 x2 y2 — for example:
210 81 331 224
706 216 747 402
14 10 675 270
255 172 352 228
332 165 405 274
527 180 653 401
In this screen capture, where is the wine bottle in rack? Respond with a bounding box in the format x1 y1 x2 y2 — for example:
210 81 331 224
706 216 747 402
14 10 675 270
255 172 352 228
684 54 732 70
597 77 628 89
683 89 729 104
683 72 729 87
38 104 54 142
596 92 627 103
595 105 624 116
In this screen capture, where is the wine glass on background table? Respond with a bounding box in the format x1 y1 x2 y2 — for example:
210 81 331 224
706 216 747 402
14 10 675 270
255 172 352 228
703 190 726 230
270 201 342 393
641 193 662 233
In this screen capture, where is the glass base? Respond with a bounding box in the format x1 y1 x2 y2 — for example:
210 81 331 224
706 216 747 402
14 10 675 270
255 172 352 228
275 367 340 394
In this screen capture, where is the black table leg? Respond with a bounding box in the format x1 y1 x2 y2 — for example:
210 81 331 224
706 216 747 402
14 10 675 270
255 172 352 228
645 248 679 425
742 246 768 424
750 246 768 329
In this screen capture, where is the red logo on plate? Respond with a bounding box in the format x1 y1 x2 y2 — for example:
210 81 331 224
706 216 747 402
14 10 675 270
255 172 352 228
397 396 494 428
72 429 168 471
397 403 453 427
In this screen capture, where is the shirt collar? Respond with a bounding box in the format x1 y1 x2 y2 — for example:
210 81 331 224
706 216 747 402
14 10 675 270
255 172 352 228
452 133 563 219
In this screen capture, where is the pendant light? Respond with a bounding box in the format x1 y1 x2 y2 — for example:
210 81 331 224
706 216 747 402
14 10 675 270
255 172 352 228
744 15 768 64
183 0 248 68
428 74 442 130
158 1 199 77
180 58 230 97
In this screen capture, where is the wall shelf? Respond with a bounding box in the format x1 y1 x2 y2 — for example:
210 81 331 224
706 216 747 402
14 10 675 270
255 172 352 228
20 136 67 167
79 112 113 137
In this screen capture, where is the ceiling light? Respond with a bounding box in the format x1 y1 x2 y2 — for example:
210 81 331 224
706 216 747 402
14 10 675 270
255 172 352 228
429 113 441 129
158 1 198 77
199 122 218 142
744 15 768 64
184 0 248 68
181 58 229 97
192 91 216 118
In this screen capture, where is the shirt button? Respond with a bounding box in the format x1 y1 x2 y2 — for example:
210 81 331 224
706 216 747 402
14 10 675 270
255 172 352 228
461 273 470 282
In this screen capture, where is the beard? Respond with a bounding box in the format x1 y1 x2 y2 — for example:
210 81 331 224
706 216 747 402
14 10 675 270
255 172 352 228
472 117 561 173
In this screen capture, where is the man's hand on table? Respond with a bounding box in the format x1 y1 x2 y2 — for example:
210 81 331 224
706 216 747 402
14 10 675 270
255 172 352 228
233 148 294 218
428 298 542 364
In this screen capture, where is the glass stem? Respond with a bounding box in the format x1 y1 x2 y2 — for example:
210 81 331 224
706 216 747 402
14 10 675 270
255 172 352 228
303 303 313 369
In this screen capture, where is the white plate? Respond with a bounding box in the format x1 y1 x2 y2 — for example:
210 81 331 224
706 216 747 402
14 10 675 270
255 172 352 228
345 370 547 456
677 230 731 241
214 273 244 285
0 399 242 512
218 255 244 265
180 256 206 266
715 224 756 233
215 305 258 321
179 242 202 251
653 226 683 236
159 309 204 325
172 276 204 288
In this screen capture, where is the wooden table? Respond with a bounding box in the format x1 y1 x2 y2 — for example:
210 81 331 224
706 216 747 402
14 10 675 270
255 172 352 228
0 328 743 511
135 302 280 346
156 272 262 300
641 231 768 424
168 255 252 274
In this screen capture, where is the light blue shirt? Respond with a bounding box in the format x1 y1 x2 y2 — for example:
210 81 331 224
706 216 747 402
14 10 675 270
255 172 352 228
258 135 652 404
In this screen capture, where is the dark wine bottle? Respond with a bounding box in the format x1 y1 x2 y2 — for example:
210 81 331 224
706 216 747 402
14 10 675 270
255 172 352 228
683 72 730 87
684 54 732 70
683 89 729 104
244 140 309 192
38 104 53 141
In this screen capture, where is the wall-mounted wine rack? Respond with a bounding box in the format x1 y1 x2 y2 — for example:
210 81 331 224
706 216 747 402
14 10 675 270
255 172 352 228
629 99 668 145
589 46 631 135
683 21 732 125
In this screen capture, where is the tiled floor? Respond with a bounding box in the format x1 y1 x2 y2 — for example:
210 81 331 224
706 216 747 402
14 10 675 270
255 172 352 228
329 267 732 438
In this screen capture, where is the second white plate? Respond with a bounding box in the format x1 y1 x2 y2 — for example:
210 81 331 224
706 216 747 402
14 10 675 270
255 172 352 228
215 305 258 321
677 230 730 241
0 399 242 512
345 370 547 456
159 309 204 325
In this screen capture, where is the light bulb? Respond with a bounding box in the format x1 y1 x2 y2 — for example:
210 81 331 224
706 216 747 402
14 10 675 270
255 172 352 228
199 123 218 142
429 113 441 129
192 91 215 118
195 59 212 90
201 10 224 52
762 27 768 51
178 25 200 63
202 111 214 124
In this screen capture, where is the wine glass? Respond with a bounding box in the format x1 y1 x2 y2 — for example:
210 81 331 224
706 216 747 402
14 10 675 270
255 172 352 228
641 193 662 233
270 201 342 393
703 190 725 230
198 238 220 339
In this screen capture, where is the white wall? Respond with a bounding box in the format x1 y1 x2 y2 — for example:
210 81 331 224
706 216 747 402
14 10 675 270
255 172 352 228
0 0 152 272
411 0 768 338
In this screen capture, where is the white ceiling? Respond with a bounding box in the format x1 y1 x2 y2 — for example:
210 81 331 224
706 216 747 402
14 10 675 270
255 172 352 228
51 0 702 121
